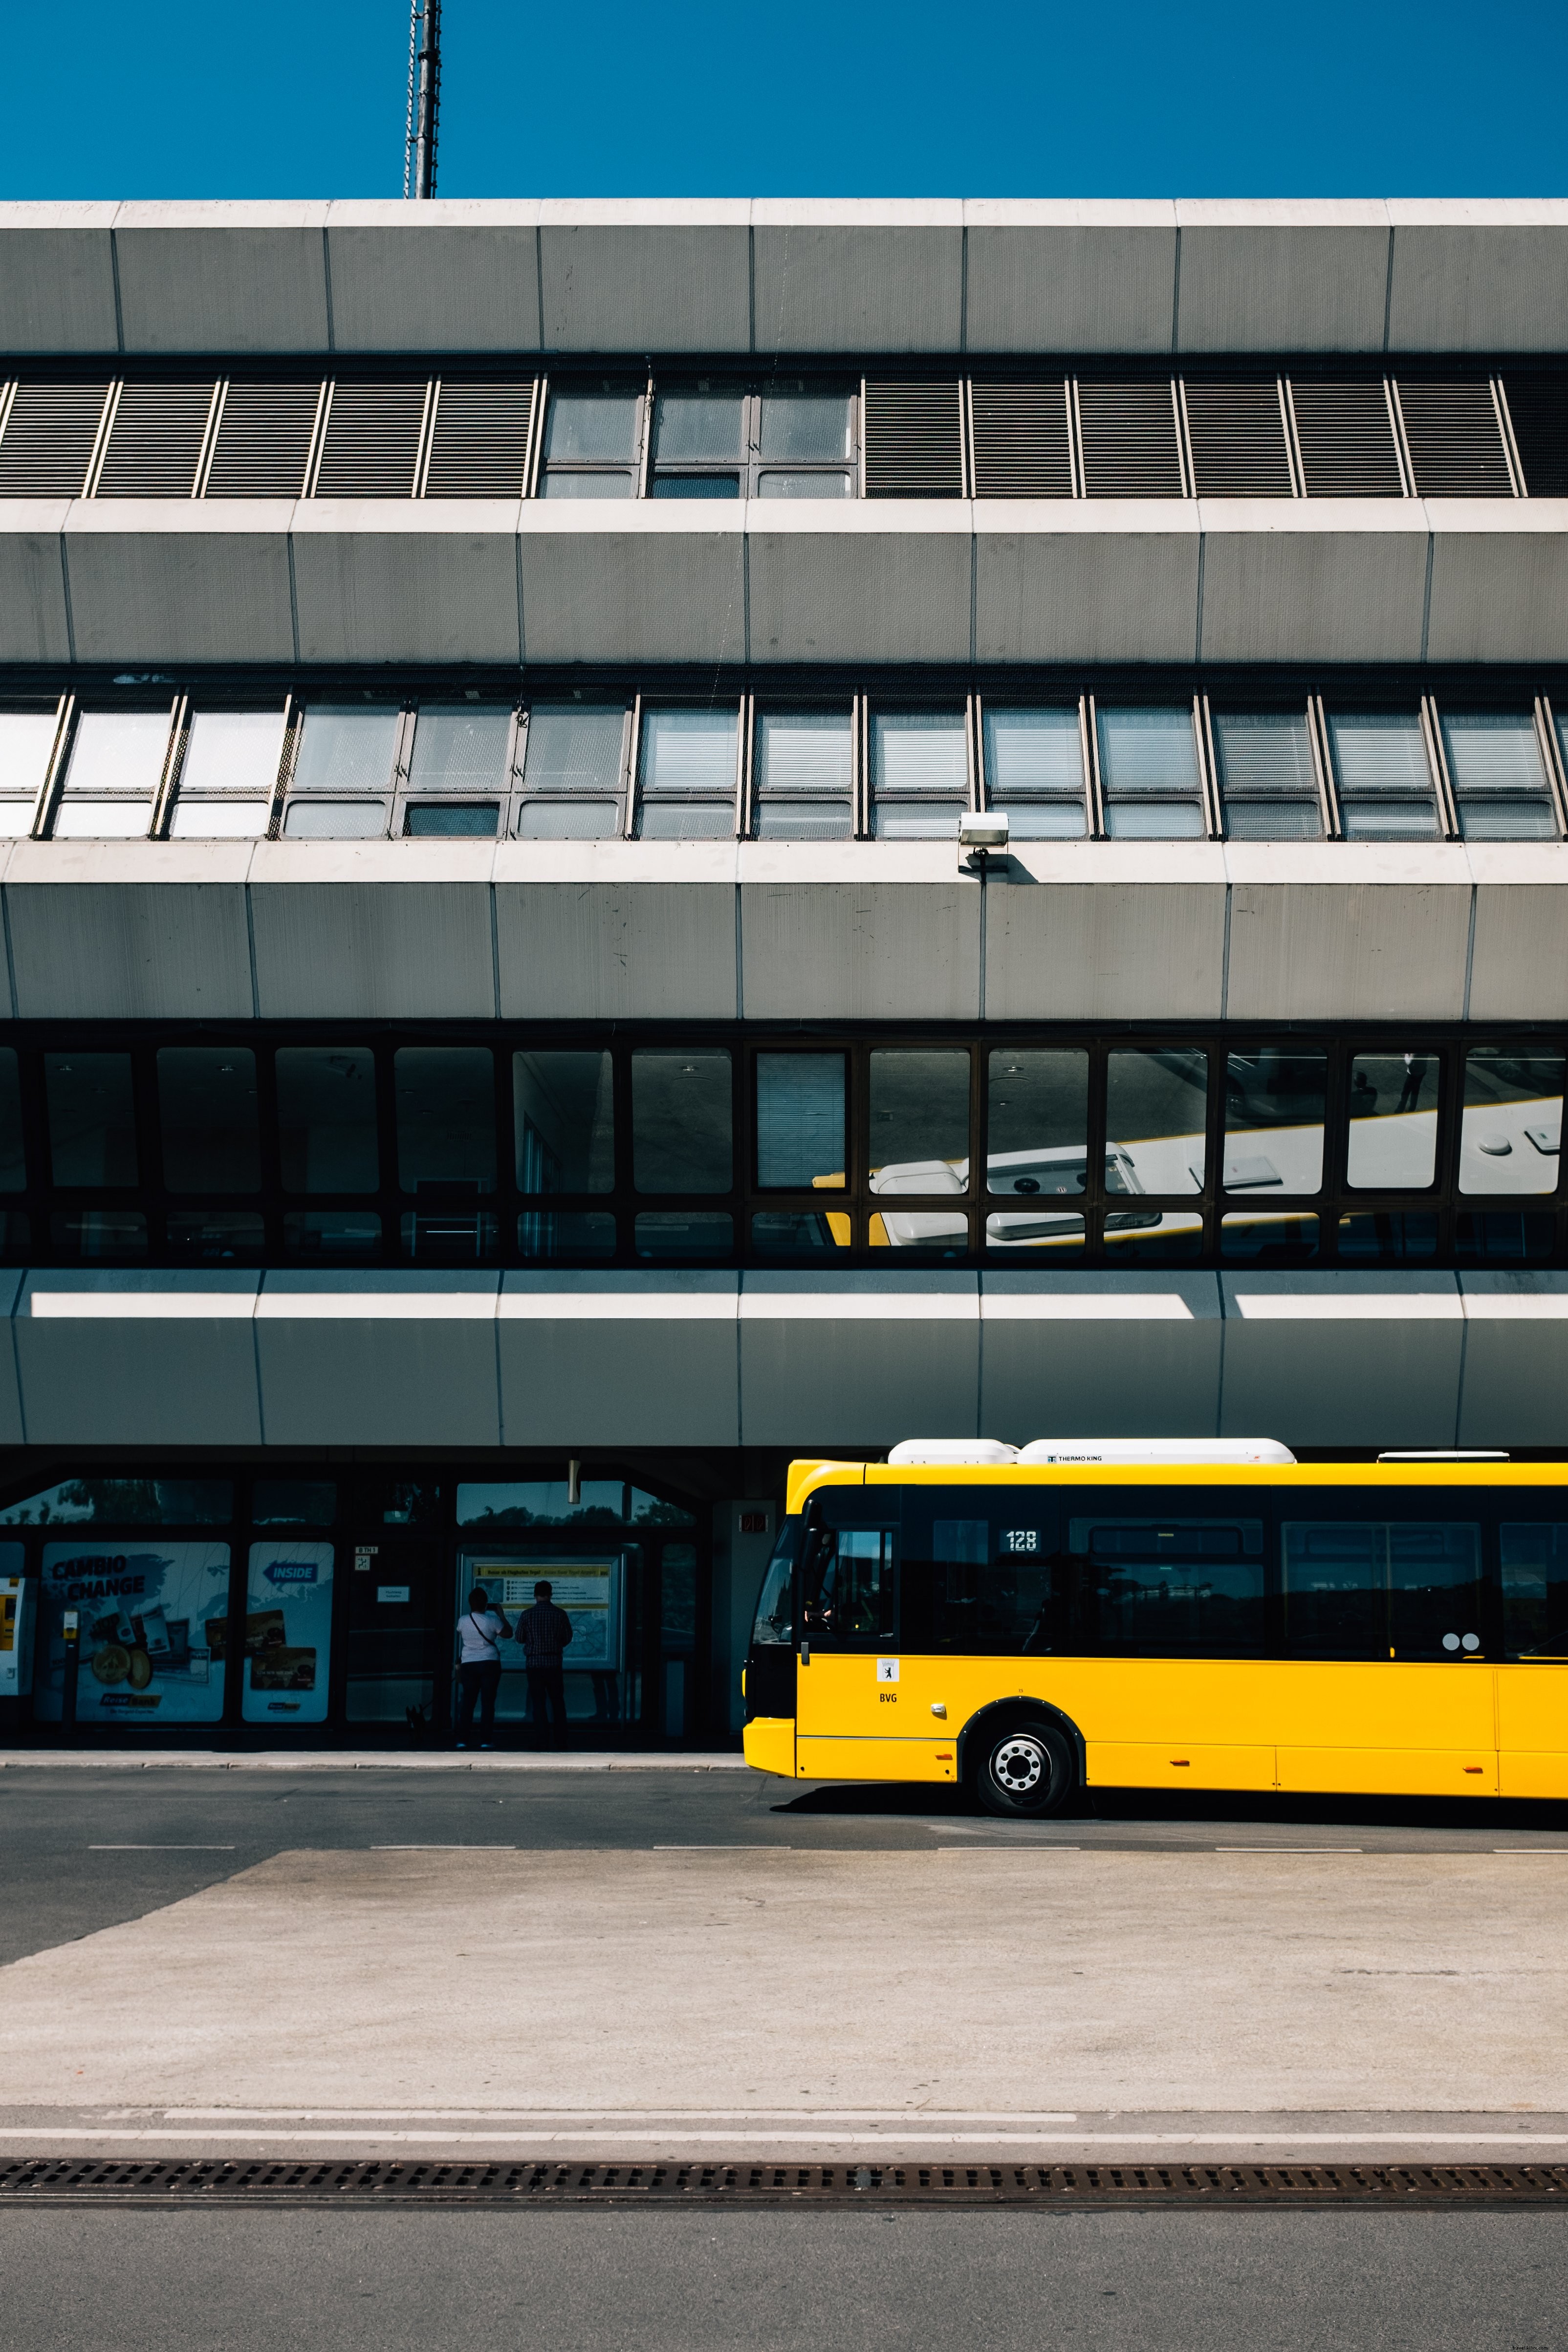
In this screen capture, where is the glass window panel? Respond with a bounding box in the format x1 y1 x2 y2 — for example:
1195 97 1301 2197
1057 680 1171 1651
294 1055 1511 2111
284 1209 383 1259
759 392 852 460
291 705 400 794
632 1050 732 1194
518 1209 617 1260
0 803 36 837
254 1479 336 1526
1070 1514 1265 1653
1501 1524 1568 1657
1460 1046 1563 1196
45 1053 137 1186
1346 1052 1439 1188
653 392 744 463
514 1052 614 1193
61 711 170 799
0 1050 24 1191
635 803 736 839
0 1477 231 1526
1102 1210 1203 1261
1224 1047 1326 1195
276 1048 379 1194
755 471 850 498
0 710 57 802
1336 1211 1439 1261
1284 1520 1481 1659
751 1210 844 1254
404 804 498 837
639 708 738 801
282 801 388 838
1220 1212 1320 1262
516 801 621 839
1454 1211 1556 1264
986 1051 1090 1245
1211 710 1323 840
544 392 641 463
50 1209 146 1259
801 1525 897 1649
1106 1047 1208 1195
399 1208 497 1263
869 1050 970 1198
394 1048 497 1195
983 707 1084 828
634 1210 733 1258
1097 707 1203 838
1442 712 1557 840
169 802 271 838
52 801 153 838
757 1053 845 1190
539 471 633 498
871 713 967 798
754 713 852 840
166 1208 263 1261
407 705 510 792
523 705 626 796
650 474 740 499
179 710 284 798
1328 712 1437 839
754 801 852 841
157 1048 260 1192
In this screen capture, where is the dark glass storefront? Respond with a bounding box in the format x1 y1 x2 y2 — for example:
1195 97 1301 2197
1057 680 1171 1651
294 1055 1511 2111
1 1464 712 1744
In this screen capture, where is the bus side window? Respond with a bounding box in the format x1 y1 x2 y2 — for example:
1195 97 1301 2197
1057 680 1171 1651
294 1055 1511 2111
1282 1518 1483 1659
907 1493 1060 1653
801 1526 896 1648
1501 1523 1568 1657
1070 1501 1266 1655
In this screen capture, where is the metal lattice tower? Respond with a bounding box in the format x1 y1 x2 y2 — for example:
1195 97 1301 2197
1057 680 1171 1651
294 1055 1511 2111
403 0 443 199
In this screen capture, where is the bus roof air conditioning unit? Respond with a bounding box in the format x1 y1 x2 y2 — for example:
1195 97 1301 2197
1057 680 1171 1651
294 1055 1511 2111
1017 1438 1297 1465
887 1440 1021 1465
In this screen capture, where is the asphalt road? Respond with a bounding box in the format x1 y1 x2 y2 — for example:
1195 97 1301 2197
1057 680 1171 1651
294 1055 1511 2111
3 1765 1568 1966
4 2207 1567 2352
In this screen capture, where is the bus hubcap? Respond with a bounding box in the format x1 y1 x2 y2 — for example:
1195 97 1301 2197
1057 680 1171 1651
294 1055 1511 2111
993 1737 1044 1793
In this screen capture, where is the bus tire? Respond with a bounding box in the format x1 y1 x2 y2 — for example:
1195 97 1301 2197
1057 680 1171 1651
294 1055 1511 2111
973 1719 1075 1819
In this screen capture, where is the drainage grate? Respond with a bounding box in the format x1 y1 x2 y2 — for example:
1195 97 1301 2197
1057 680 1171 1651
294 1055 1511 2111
2 2158 1568 2208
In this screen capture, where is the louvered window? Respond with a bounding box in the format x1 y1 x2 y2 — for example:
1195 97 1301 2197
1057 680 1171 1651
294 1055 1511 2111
1289 383 1404 497
635 707 740 840
752 711 854 840
869 712 968 837
1211 711 1322 839
205 382 322 498
862 383 964 499
1183 384 1292 498
1095 706 1205 836
0 382 111 497
167 710 285 839
1502 375 1568 497
1077 382 1185 498
539 385 644 499
0 708 59 836
1325 712 1437 839
1439 712 1558 840
398 704 512 836
424 380 536 499
94 382 216 499
312 382 428 498
51 710 171 839
981 707 1087 837
1395 382 1514 497
519 704 629 838
970 384 1073 499
281 704 401 837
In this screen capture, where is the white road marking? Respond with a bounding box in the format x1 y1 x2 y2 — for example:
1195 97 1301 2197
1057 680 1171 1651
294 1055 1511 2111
87 1845 237 1851
3 2127 1566 2150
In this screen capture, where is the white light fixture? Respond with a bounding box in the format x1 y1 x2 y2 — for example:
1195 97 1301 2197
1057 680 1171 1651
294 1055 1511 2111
958 810 1009 853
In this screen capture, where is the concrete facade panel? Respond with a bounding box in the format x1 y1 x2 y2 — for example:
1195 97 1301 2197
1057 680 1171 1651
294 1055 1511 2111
13 1274 264 1446
517 517 746 666
290 506 522 665
248 867 496 1019
1219 1274 1464 1447
112 213 332 353
980 1274 1223 1438
740 868 982 1021
984 855 1226 1022
1457 1277 1568 1447
1466 858 1568 1023
1173 210 1391 352
974 512 1200 664
1196 509 1429 664
1224 858 1473 1022
63 506 298 667
495 865 738 1020
0 211 120 351
253 1275 502 1448
0 509 72 663
538 216 751 351
962 208 1177 353
1386 210 1568 351
746 512 972 664
4 852 256 1020
498 1275 740 1446
1424 510 1568 663
324 215 542 352
739 1274 980 1446
750 218 964 351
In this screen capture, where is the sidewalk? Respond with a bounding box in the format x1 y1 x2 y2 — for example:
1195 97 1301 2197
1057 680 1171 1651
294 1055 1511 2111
0 1749 750 1772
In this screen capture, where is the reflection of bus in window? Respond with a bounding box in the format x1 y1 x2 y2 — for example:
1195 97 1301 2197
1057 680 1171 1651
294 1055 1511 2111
742 1441 1568 1816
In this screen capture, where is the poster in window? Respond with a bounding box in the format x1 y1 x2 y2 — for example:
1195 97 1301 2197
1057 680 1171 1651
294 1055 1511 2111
33 1541 231 1725
241 1539 335 1724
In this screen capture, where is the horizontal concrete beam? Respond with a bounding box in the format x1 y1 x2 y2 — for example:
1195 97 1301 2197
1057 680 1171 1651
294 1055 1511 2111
1 1266 1564 1452
3 200 1568 354
4 495 1565 670
0 837 1562 1024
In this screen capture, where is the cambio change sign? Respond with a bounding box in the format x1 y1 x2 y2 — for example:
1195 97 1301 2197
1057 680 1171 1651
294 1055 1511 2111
33 1542 231 1725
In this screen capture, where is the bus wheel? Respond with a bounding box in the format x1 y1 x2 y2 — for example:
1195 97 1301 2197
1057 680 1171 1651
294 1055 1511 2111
974 1720 1074 1819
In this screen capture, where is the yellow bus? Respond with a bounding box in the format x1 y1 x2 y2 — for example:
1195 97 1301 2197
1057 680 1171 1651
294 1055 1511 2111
740 1439 1568 1816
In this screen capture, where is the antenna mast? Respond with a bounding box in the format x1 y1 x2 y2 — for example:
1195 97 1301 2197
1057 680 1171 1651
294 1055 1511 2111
403 0 443 199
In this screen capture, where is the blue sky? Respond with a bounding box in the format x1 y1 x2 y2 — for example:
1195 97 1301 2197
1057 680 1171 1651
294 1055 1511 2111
6 0 1566 201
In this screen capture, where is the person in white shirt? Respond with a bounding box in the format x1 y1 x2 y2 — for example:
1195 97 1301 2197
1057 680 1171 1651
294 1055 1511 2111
455 1585 511 1748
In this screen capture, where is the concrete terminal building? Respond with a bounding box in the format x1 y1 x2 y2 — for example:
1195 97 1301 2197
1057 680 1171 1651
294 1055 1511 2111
0 197 1567 1743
